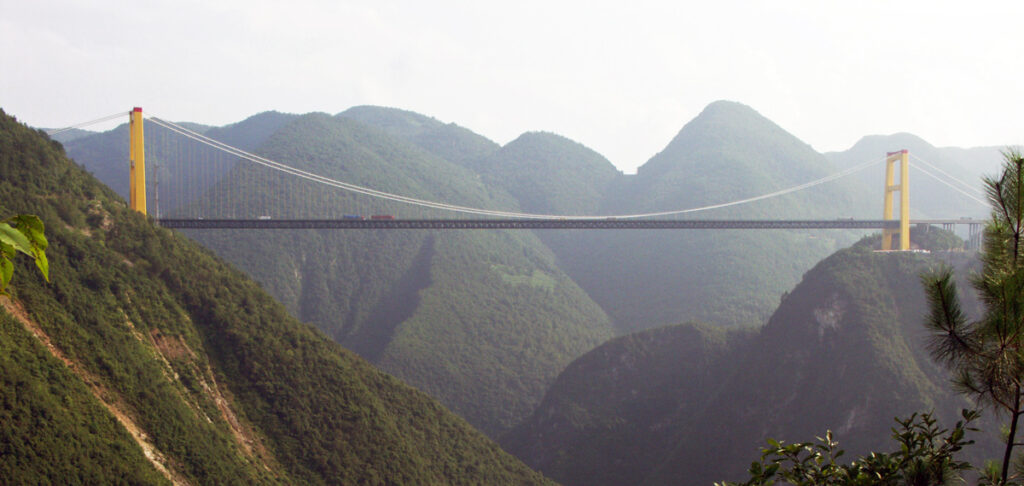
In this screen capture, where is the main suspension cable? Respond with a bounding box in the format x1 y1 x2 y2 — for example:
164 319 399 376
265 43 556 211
45 111 129 136
908 162 988 206
909 153 985 197
147 114 883 220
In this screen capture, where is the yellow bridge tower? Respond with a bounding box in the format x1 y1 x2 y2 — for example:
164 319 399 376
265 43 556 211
129 107 146 215
881 149 909 250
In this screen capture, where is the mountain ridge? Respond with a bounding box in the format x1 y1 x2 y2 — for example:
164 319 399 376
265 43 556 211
177 111 615 436
0 107 553 484
57 100 1006 439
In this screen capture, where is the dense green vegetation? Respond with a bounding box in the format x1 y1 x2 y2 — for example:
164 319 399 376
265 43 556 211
0 311 170 485
713 151 1020 486
718 410 979 486
502 321 754 485
61 100 1000 448
502 229 997 485
0 108 552 484
346 101 862 331
0 213 48 293
153 112 613 436
922 150 1024 484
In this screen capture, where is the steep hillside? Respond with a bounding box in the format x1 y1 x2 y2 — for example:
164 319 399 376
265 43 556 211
0 308 171 484
503 229 991 486
179 113 615 436
501 322 753 486
0 109 552 484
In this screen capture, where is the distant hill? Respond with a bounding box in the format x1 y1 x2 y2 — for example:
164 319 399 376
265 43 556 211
501 229 992 485
826 132 998 220
339 106 500 170
474 131 622 215
632 100 849 211
47 127 97 143
0 108 552 484
538 101 865 330
349 101 865 331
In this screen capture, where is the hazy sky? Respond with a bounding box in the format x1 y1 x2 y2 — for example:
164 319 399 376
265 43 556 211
3 0 1023 173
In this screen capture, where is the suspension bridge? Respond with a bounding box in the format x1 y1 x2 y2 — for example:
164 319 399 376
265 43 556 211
52 108 989 250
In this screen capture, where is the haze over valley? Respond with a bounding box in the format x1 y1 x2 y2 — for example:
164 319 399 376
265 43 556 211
5 2 1023 483
0 98 990 482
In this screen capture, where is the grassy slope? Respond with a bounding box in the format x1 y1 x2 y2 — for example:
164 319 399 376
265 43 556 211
0 108 552 485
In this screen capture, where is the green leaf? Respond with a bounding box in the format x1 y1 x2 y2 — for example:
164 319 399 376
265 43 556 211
34 248 49 282
9 214 47 251
0 222 33 256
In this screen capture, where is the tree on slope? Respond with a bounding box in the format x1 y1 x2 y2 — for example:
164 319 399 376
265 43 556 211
923 148 1024 484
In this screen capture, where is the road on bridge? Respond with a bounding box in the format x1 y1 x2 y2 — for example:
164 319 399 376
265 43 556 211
156 218 983 230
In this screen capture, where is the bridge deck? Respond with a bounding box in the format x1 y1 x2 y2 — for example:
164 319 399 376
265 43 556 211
154 218 983 230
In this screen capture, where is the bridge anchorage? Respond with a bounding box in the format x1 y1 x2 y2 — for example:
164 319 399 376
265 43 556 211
121 107 983 249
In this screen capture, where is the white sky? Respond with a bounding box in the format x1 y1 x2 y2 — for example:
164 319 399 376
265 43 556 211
2 0 1023 173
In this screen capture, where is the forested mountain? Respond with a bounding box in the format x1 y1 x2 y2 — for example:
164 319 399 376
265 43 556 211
502 321 753 486
473 131 622 215
538 101 864 330
60 100 997 442
0 109 552 484
344 101 865 331
502 229 992 485
173 113 614 436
